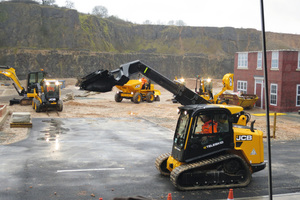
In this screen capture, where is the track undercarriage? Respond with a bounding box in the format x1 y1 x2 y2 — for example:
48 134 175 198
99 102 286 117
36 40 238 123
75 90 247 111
155 153 252 190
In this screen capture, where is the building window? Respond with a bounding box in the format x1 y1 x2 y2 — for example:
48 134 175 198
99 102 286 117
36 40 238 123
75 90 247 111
271 51 279 69
238 53 248 69
270 83 278 106
298 52 300 70
237 81 247 94
257 52 262 69
297 84 300 106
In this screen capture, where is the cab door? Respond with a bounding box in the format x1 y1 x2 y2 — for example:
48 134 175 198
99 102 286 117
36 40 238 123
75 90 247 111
184 110 233 162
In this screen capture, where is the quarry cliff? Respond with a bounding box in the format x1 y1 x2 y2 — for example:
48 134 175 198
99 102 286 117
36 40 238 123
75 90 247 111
1 1 300 79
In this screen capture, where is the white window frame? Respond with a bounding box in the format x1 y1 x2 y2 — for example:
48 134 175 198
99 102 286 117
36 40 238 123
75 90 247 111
237 80 247 94
237 53 248 69
297 52 300 70
270 83 278 106
271 51 279 70
257 52 262 69
296 84 300 106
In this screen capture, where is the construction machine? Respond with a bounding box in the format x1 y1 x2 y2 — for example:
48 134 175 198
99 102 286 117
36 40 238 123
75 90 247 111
31 79 63 112
195 73 258 109
0 66 63 112
195 73 234 104
0 66 47 105
77 60 266 190
115 79 161 103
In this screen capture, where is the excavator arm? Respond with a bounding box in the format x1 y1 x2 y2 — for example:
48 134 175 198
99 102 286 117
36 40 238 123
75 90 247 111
0 66 26 96
79 60 211 105
213 73 234 103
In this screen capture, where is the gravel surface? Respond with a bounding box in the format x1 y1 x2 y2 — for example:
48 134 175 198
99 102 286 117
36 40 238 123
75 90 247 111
0 78 299 145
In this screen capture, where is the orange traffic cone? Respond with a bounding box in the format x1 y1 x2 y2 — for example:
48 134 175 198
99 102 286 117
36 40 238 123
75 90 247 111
227 189 234 200
167 193 172 200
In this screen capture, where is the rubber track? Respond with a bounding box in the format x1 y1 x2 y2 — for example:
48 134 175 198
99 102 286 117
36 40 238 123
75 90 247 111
170 154 252 190
155 152 171 176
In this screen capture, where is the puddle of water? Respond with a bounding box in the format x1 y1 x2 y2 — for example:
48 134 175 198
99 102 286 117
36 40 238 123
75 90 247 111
38 119 69 142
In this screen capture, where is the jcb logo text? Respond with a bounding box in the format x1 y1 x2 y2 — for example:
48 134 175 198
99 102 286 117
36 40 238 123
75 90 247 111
236 135 252 141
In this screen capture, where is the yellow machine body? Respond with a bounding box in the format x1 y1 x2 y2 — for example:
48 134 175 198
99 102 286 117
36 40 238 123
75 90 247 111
165 104 264 173
115 79 161 103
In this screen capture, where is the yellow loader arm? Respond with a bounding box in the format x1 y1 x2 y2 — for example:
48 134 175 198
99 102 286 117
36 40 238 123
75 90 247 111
0 66 26 96
213 73 234 103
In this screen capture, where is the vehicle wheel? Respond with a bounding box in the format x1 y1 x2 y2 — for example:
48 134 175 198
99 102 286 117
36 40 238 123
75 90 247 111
57 100 63 112
35 101 41 113
146 92 154 103
114 93 123 102
155 96 160 101
133 92 142 104
223 158 241 174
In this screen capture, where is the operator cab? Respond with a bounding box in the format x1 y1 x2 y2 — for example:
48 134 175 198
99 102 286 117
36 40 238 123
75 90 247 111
43 79 60 102
27 71 48 93
172 104 234 163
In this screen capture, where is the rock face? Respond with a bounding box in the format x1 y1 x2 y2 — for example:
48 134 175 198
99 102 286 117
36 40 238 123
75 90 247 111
1 1 300 79
0 49 231 80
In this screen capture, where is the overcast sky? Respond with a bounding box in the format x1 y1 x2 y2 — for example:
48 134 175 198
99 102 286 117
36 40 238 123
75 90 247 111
55 0 300 34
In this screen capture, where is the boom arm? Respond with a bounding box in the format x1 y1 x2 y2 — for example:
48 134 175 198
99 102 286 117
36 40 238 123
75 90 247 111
0 66 26 96
213 73 234 103
80 60 211 105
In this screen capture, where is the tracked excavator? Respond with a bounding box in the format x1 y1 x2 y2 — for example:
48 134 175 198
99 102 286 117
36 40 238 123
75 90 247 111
78 60 266 190
0 66 63 112
0 66 47 105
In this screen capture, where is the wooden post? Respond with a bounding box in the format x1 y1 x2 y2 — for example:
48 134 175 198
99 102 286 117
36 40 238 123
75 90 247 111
272 112 277 139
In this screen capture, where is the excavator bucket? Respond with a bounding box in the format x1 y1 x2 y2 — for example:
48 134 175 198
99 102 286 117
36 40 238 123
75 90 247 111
77 69 129 92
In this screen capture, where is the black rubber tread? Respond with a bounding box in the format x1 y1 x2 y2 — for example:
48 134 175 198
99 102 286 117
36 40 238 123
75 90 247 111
155 96 160 101
114 93 123 102
35 101 41 113
146 92 154 103
155 152 171 176
57 100 63 112
133 92 142 103
170 154 252 190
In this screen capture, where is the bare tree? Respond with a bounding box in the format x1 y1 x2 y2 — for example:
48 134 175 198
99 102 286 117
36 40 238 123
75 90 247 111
42 0 55 5
143 20 152 25
168 20 175 25
92 5 108 18
65 0 74 9
175 20 186 26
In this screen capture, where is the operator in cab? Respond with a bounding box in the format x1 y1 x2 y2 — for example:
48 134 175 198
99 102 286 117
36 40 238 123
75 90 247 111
200 115 218 134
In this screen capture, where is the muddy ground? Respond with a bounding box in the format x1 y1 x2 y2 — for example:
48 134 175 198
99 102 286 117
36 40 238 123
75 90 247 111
0 78 299 145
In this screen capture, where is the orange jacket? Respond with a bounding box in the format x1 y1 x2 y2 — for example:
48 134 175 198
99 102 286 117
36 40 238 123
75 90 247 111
141 78 147 85
202 120 218 134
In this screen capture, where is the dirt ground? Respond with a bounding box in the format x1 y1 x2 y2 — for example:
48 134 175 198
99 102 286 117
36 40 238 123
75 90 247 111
0 78 299 145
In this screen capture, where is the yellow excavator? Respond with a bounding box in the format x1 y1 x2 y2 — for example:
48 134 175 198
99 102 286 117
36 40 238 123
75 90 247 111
0 66 47 105
78 60 266 190
0 66 63 112
196 73 258 109
195 73 234 104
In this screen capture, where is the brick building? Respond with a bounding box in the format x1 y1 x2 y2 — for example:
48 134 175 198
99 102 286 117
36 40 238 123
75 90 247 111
234 50 300 112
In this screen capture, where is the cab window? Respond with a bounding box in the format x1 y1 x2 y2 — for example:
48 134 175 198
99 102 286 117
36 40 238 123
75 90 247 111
192 113 229 137
174 111 190 148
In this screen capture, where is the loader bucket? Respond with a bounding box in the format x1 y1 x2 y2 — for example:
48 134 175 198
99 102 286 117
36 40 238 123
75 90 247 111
78 69 129 92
